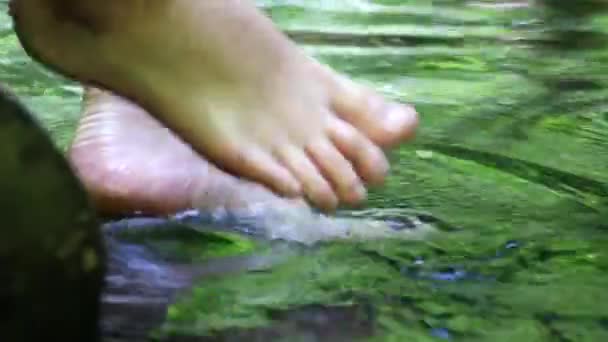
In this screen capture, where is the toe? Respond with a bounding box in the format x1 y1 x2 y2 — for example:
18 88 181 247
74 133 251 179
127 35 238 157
305 137 366 205
329 74 419 147
327 116 390 186
220 144 302 198
276 144 338 211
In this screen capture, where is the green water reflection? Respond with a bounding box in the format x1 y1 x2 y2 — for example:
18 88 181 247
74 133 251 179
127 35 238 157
1 0 607 340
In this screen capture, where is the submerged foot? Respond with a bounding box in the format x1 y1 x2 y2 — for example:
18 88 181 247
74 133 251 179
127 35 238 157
11 0 418 211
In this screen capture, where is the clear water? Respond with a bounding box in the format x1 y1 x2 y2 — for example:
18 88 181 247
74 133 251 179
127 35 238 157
1 0 607 341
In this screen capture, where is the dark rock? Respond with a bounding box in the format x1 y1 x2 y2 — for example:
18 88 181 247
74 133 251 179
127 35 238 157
0 85 105 341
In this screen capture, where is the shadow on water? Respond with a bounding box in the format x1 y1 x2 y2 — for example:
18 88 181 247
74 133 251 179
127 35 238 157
2 0 608 341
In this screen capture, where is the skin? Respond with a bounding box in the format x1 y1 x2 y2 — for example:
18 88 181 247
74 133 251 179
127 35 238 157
10 0 418 212
70 88 432 245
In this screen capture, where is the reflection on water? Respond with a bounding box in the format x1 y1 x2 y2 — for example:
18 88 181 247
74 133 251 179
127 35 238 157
1 0 608 341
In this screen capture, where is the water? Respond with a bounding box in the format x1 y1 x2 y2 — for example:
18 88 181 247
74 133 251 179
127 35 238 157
1 0 608 341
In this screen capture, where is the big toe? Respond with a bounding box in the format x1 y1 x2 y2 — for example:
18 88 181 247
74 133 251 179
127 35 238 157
328 72 419 147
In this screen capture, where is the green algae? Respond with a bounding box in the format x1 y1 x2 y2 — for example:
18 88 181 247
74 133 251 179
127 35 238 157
115 225 259 262
155 229 608 341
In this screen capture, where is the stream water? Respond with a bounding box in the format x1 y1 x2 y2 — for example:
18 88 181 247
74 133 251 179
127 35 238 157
1 0 608 341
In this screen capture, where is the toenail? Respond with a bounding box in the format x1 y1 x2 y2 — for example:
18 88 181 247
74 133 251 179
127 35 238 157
377 157 390 177
384 104 417 132
367 94 386 114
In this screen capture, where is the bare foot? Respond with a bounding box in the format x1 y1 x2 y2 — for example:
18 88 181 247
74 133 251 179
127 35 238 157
11 0 418 211
71 88 435 244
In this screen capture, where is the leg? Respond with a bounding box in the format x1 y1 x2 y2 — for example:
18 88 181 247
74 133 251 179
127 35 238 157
11 0 418 211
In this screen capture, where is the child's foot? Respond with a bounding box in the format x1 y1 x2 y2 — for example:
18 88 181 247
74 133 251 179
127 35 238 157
11 0 418 211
